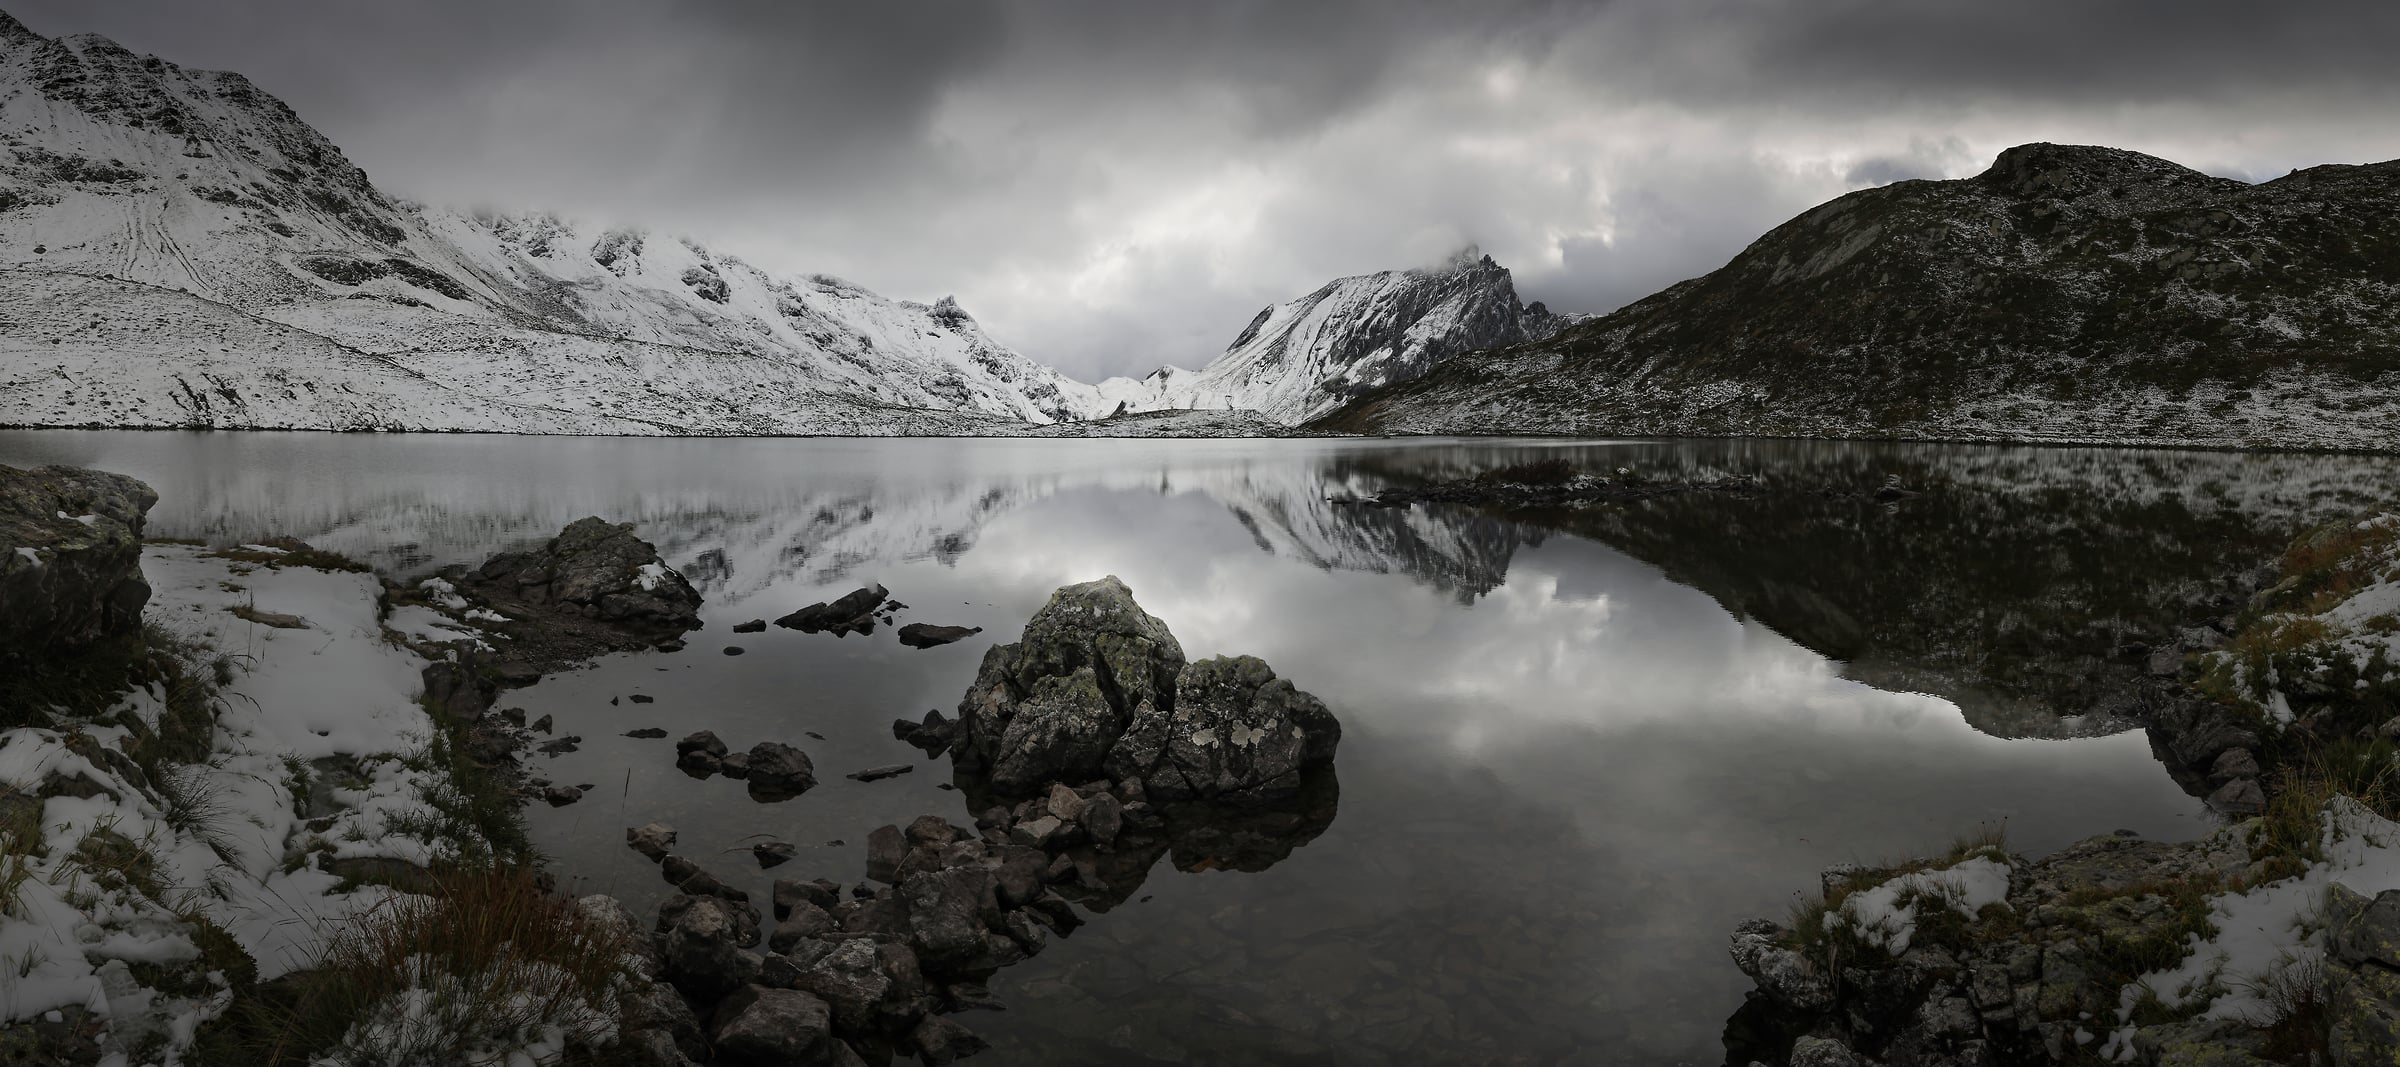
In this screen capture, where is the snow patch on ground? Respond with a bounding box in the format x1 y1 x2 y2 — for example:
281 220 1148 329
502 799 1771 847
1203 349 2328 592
0 544 519 1053
1824 856 2013 954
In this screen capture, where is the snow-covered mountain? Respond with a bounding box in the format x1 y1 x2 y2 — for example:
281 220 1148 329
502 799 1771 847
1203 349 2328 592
1094 249 1575 425
0 11 1109 433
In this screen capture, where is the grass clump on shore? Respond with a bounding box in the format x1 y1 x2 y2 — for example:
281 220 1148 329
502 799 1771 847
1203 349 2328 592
190 868 638 1066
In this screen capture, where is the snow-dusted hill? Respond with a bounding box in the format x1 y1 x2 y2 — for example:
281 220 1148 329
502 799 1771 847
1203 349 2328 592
0 11 1108 433
1094 249 1574 425
1316 144 2400 451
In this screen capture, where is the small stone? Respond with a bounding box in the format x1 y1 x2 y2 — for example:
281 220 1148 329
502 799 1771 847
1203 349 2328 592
732 619 767 633
1081 792 1123 846
530 713 554 734
845 764 913 782
866 824 906 884
723 646 745 656
627 822 677 861
625 727 668 738
720 752 751 779
753 841 798 868
1008 815 1063 849
542 784 583 806
629 694 655 704
676 731 728 759
710 986 832 1064
1044 782 1086 823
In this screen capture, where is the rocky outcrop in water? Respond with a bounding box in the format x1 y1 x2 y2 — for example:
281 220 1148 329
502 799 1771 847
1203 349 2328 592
776 584 889 636
0 464 156 660
951 576 1341 802
433 517 701 671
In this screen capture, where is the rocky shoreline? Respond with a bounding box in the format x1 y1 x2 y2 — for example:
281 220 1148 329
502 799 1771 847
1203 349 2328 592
1719 511 2400 1067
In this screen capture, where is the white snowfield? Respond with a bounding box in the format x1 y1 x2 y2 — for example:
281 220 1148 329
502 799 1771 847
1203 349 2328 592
0 14 1532 438
0 545 520 1049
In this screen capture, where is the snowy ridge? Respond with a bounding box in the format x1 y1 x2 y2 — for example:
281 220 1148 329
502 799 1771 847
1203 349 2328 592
1094 248 1575 425
0 10 1107 433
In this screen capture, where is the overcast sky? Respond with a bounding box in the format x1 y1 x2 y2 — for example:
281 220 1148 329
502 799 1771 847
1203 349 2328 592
15 1 2399 380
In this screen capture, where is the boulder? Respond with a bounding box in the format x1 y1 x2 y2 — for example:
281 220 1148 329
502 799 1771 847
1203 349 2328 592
777 584 889 635
951 577 1341 802
954 576 1186 792
461 517 701 633
900 866 1005 975
1106 654 1342 803
0 464 156 660
778 937 892 1033
747 741 817 801
898 623 983 649
710 985 834 1065
657 896 765 1002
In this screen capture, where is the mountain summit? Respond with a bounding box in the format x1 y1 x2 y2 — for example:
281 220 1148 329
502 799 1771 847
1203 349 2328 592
1314 143 2400 450
1097 247 1574 425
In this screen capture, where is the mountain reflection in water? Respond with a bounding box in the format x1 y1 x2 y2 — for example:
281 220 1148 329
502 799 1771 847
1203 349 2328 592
4 430 2394 1064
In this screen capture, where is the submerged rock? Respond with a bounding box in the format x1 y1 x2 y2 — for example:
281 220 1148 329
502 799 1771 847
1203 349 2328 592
777 584 889 636
746 741 817 801
898 623 983 649
0 464 156 660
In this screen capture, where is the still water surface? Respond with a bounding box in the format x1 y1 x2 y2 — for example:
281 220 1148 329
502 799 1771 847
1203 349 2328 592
8 431 2391 1064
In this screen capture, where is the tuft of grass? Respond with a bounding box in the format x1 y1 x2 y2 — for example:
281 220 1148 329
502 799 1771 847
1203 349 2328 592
2250 952 2332 1062
191 867 635 1065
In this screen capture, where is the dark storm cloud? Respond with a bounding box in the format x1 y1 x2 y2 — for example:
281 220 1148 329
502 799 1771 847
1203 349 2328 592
10 1 2397 379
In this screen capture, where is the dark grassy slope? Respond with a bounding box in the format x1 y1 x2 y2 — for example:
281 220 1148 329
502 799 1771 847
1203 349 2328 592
1312 144 2400 449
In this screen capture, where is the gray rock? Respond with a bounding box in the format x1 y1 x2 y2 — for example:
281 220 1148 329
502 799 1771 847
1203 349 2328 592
1008 815 1064 849
731 619 767 633
2206 776 2267 815
1727 918 1835 1012
0 465 155 661
846 764 914 782
710 985 833 1065
954 576 1185 791
657 896 765 1002
776 584 889 635
662 855 747 902
898 622 983 648
866 824 907 884
779 937 892 1033
753 841 797 868
768 902 837 953
1080 792 1123 847
2327 883 2400 969
1107 654 1342 802
746 742 816 800
463 517 702 632
900 866 1004 975
621 979 706 1060
627 822 677 862
719 750 751 778
2210 747 2261 780
676 731 728 759
774 877 842 920
1788 1036 1860 1067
